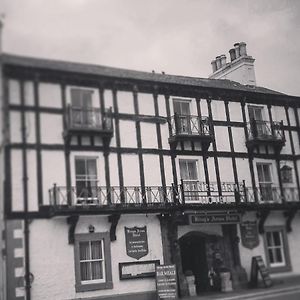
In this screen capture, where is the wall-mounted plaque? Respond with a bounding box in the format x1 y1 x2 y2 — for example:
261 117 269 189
190 212 240 224
125 226 148 260
119 260 160 280
240 221 259 249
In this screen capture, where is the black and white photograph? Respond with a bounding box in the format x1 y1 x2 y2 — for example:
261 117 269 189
0 1 300 299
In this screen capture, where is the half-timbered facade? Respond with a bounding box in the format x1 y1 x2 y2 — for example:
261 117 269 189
1 44 300 299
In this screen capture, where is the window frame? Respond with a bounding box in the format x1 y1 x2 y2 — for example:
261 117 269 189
263 226 291 273
74 232 113 292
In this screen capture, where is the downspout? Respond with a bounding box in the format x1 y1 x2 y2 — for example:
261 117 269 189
20 79 31 300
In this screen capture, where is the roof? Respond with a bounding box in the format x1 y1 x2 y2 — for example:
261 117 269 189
0 53 289 97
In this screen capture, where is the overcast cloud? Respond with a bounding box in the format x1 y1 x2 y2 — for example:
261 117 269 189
1 0 300 95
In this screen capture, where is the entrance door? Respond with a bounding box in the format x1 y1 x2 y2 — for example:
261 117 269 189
257 163 273 201
180 235 208 293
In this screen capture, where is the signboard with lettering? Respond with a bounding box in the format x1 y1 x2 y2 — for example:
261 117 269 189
190 212 240 224
125 226 148 260
156 265 178 299
240 221 259 249
119 260 160 280
250 256 272 288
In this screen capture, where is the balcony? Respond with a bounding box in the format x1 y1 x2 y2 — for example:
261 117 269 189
64 105 113 140
246 120 285 151
169 114 213 150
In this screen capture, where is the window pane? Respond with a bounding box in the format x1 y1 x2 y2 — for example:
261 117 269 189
75 159 86 176
80 262 91 281
266 232 272 246
71 89 82 107
76 181 87 197
187 161 197 180
275 248 283 263
91 261 103 280
273 232 281 246
79 241 90 260
91 241 102 259
268 249 275 263
87 159 97 176
82 91 92 107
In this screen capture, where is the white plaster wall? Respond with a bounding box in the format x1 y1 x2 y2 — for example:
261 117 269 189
272 106 287 125
118 91 134 114
30 214 163 300
281 133 292 155
163 156 173 186
218 158 234 183
207 157 217 182
288 108 297 126
199 99 209 117
214 127 230 151
231 127 247 152
39 83 62 108
143 155 161 186
8 80 20 105
178 223 223 239
40 113 64 144
122 154 140 186
11 149 24 211
27 150 38 211
160 124 170 150
287 215 300 275
41 151 66 205
157 95 167 117
228 102 243 122
138 93 155 116
235 158 252 185
119 120 137 148
25 112 36 144
211 100 226 121
24 81 35 106
10 111 22 143
292 131 300 154
140 123 157 149
104 89 113 111
108 153 119 187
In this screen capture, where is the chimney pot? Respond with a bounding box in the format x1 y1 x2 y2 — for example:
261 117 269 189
234 42 240 58
220 54 226 67
211 60 217 73
215 56 221 70
229 48 236 61
239 42 247 56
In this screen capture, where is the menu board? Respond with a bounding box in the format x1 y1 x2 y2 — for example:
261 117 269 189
156 265 178 299
250 256 272 288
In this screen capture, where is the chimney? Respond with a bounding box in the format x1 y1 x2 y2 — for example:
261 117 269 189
220 54 226 67
234 42 240 59
211 60 217 72
215 56 221 70
239 42 247 56
229 48 236 61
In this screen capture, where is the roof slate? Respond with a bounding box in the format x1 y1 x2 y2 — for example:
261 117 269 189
0 53 289 97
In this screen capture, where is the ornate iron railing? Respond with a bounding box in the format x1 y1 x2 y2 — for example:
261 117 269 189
49 185 180 207
170 114 211 137
247 120 284 141
67 105 113 131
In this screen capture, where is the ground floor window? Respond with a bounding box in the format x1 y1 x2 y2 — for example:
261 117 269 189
74 232 113 292
263 226 291 273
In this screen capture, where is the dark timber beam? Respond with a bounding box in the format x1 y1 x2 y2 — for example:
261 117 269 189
67 215 79 244
257 210 270 234
108 214 121 241
284 209 298 233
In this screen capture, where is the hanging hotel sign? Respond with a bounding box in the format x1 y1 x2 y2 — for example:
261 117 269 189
190 212 241 224
240 221 259 249
125 226 149 260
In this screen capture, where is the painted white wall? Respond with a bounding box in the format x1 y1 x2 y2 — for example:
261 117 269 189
211 100 226 121
231 127 247 152
140 123 157 149
157 95 167 117
143 154 162 186
235 158 252 185
40 113 64 144
122 154 140 186
119 120 137 148
228 102 243 122
25 112 36 144
27 149 38 211
8 80 20 105
39 83 62 108
214 127 230 151
9 111 22 143
117 91 134 114
11 149 24 211
138 93 155 116
163 156 173 186
24 81 34 106
30 214 163 300
218 158 234 183
108 153 119 187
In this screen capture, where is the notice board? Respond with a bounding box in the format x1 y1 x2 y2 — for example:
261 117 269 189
250 256 272 288
155 264 178 299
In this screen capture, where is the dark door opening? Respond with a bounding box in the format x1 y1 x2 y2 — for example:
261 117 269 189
180 234 209 293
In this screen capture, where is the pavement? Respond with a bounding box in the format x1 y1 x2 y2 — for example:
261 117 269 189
181 275 300 299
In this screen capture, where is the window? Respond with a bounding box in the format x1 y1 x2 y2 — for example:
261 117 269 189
70 88 96 128
256 163 273 201
263 227 291 273
75 157 98 203
280 165 293 184
173 99 191 134
74 232 113 292
248 105 269 137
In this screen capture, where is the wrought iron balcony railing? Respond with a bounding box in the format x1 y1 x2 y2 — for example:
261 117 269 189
170 114 211 137
66 105 113 132
247 120 284 142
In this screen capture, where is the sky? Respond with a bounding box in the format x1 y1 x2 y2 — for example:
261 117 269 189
1 0 300 96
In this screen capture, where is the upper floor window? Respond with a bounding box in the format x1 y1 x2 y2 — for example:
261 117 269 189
257 163 273 201
179 159 198 181
75 157 98 202
173 99 191 116
248 105 264 121
74 232 113 292
280 165 293 184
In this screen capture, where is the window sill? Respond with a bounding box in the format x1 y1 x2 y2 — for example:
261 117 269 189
75 281 113 292
268 264 292 274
